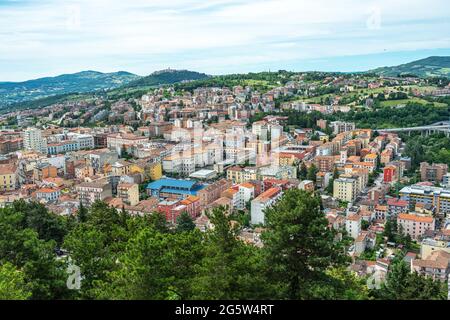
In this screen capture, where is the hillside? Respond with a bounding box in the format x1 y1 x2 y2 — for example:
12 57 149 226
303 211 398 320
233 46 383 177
0 71 141 107
125 69 210 88
370 56 450 78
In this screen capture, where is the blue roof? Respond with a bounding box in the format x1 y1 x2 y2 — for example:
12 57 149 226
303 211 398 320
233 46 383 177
146 178 199 190
160 187 201 196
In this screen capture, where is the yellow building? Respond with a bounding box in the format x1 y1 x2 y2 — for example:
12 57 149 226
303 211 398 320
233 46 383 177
0 164 17 192
333 177 357 202
226 166 258 184
117 183 139 206
111 160 132 176
147 162 163 181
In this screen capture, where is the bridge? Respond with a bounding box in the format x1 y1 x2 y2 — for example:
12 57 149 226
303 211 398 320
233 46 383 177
374 121 450 136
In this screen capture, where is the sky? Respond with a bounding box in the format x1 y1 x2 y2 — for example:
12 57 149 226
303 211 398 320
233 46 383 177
1 0 450 82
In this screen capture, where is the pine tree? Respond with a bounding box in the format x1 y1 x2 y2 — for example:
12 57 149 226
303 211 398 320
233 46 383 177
176 212 196 233
262 189 349 299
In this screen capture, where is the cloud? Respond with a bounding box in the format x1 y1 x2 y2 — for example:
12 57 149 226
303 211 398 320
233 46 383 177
0 0 449 80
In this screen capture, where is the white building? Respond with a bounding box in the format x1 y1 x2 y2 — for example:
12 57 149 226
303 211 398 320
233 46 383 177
345 214 362 239
23 128 47 153
251 187 282 225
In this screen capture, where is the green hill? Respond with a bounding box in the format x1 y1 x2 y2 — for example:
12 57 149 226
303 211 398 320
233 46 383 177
125 69 209 88
0 71 141 107
370 56 450 78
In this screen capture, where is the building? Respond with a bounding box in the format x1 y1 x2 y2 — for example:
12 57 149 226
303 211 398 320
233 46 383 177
197 179 232 208
76 180 113 207
346 214 362 239
383 165 397 184
299 180 314 192
330 121 355 134
111 160 132 176
237 183 255 210
47 140 80 155
107 133 148 154
421 238 450 259
387 198 409 216
420 162 448 183
315 156 335 173
35 188 61 202
0 164 17 192
397 213 435 240
374 204 388 221
117 183 139 206
250 187 283 225
333 177 358 203
412 250 450 282
226 166 258 184
146 178 205 200
23 128 47 153
399 184 450 215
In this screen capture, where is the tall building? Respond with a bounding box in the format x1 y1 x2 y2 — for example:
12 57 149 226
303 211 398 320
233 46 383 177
420 162 448 183
117 183 139 206
399 184 450 214
23 128 47 153
333 177 358 203
330 121 355 135
76 180 112 207
397 213 435 240
250 187 283 225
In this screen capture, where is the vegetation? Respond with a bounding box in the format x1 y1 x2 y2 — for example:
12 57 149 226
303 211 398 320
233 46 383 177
0 192 446 300
403 133 450 170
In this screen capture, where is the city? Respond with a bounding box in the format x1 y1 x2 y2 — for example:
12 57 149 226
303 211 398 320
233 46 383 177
1 0 450 307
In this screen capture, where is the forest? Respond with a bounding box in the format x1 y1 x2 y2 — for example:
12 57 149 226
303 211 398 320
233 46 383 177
0 189 446 300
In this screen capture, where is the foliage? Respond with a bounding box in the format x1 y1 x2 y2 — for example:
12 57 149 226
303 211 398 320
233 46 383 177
374 260 447 300
176 212 196 233
261 189 349 299
0 262 32 300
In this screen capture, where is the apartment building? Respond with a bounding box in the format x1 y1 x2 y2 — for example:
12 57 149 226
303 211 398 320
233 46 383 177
76 180 113 206
0 164 17 192
412 250 450 282
250 187 283 225
107 133 148 153
420 162 448 183
345 214 362 239
333 177 358 203
330 121 355 135
226 166 258 184
117 183 139 206
35 188 61 202
400 184 450 214
197 178 232 208
397 213 435 240
23 128 47 153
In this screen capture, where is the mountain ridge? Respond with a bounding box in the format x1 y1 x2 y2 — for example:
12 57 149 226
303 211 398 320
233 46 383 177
369 56 450 77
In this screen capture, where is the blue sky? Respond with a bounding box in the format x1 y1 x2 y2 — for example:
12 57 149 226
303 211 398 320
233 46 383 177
1 0 450 81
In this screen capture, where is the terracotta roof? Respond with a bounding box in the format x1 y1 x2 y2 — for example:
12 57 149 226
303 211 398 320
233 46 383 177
398 213 434 224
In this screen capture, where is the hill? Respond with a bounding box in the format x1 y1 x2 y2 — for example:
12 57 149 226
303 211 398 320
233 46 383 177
370 56 450 78
0 71 141 107
125 69 210 88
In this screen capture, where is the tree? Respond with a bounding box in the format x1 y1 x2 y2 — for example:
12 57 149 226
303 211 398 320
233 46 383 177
0 205 72 300
298 162 307 180
0 262 32 300
375 260 447 300
191 206 272 299
310 267 370 300
306 163 318 182
77 201 88 223
383 218 397 243
262 189 349 299
176 212 196 233
93 228 204 300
